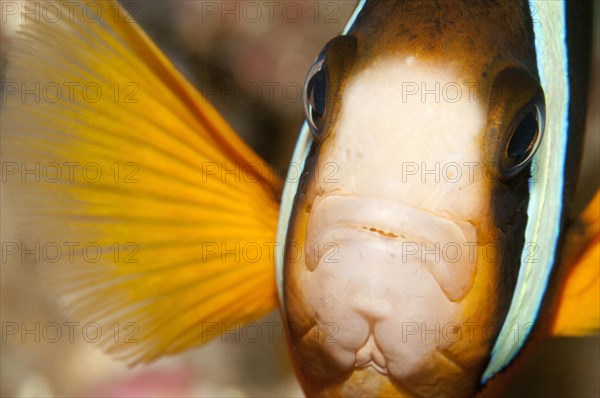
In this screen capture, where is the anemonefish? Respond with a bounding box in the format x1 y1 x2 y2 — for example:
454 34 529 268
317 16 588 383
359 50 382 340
1 1 598 397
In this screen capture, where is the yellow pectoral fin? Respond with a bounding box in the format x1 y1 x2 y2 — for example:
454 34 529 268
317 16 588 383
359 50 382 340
2 0 281 364
552 190 600 336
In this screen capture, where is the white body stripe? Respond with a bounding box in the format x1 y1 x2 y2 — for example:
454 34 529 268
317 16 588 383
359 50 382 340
483 0 569 382
275 123 311 308
275 0 367 308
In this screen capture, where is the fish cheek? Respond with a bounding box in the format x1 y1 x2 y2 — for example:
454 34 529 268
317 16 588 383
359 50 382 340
480 67 541 342
282 143 344 383
489 166 532 328
283 144 318 331
437 132 533 382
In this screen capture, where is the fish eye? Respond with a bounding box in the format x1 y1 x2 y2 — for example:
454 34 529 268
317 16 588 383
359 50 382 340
501 104 545 178
303 55 328 137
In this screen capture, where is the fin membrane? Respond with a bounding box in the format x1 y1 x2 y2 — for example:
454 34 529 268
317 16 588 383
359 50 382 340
552 190 600 336
1 0 281 364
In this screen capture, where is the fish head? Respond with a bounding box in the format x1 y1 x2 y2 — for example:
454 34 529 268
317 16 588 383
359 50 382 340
280 2 546 397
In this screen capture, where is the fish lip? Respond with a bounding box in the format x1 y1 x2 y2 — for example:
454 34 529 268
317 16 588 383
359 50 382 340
356 360 389 375
305 192 478 301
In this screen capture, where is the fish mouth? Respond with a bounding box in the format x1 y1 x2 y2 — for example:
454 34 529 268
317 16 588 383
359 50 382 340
355 334 389 375
305 192 478 302
359 361 389 375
